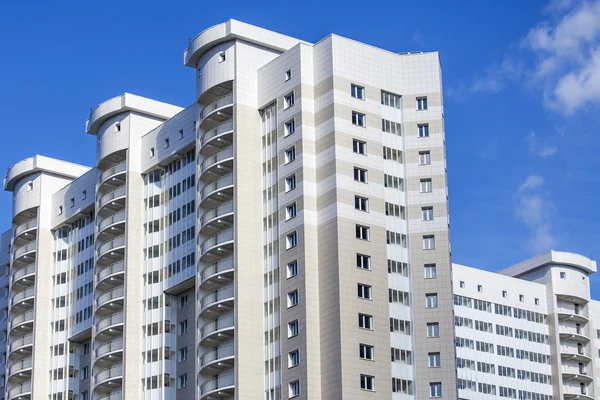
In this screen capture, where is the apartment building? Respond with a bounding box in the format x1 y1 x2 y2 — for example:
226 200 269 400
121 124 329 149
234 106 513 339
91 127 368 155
0 19 597 400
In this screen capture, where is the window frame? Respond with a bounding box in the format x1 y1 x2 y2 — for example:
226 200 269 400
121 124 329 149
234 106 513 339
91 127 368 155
351 84 365 100
352 111 366 127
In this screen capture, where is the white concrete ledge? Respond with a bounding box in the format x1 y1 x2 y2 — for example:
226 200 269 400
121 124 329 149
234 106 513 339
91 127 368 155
500 250 597 277
4 155 91 191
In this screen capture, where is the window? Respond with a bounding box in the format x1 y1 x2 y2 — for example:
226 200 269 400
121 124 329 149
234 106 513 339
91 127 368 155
423 235 435 250
289 380 300 397
535 298 540 305
286 232 298 249
460 281 465 288
284 120 295 136
81 391 88 400
427 323 440 337
424 264 437 279
179 294 189 309
352 111 366 127
82 342 90 355
357 254 371 270
420 179 432 193
355 225 370 240
178 373 187 389
355 196 369 212
58 205 63 215
519 294 524 302
430 382 442 398
70 198 75 208
417 97 428 110
353 139 367 154
285 69 292 81
288 320 299 338
502 290 507 298
381 91 401 108
418 124 430 138
81 365 89 380
477 285 483 292
428 352 441 367
422 207 433 221
359 344 374 360
287 260 298 278
381 118 402 135
82 190 87 200
287 290 299 308
354 167 368 183
419 151 431 165
351 84 365 100
285 175 296 192
178 347 188 362
288 350 300 368
27 181 33 191
357 284 372 300
218 52 226 62
284 92 295 109
360 374 375 391
164 138 169 148
426 293 438 309
178 320 188 336
285 147 296 164
358 313 373 330
150 147 155 157
115 122 121 132
179 129 184 139
286 203 297 220
560 272 566 279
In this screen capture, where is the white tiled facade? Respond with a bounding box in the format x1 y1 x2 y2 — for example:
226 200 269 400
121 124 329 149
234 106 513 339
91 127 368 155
0 19 598 400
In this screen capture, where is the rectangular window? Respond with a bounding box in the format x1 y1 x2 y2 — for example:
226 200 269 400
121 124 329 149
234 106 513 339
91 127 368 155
150 147 155 157
115 122 121 132
359 344 374 360
430 382 442 397
427 323 440 337
360 374 375 391
352 111 366 127
179 294 189 309
381 118 401 134
357 284 372 300
424 264 437 279
178 374 187 389
288 350 300 368
285 147 296 164
286 232 298 249
287 290 299 308
82 190 87 200
218 52 226 62
426 293 439 309
284 92 295 109
422 207 434 221
419 151 431 165
164 138 170 148
179 129 184 139
417 97 428 110
178 347 188 362
357 254 371 270
477 285 483 292
354 167 368 183
288 320 299 338
358 313 373 330
355 196 369 212
560 272 566 279
423 235 435 250
289 380 300 397
418 124 430 138
178 320 188 336
284 119 295 136
355 225 370 240
420 179 432 193
460 281 465 288
285 175 296 192
287 260 298 278
502 290 507 298
519 294 524 302
428 352 441 367
81 365 89 380
381 90 401 108
351 84 365 99
353 139 367 155
286 203 297 220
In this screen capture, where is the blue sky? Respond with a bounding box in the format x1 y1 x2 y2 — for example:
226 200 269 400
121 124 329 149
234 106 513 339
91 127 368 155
1 0 599 297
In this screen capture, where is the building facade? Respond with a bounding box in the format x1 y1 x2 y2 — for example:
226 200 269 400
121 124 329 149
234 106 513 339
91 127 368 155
0 19 597 400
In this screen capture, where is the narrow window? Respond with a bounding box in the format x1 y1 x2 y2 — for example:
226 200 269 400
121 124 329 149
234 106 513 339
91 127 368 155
285 175 297 192
115 122 121 132
288 350 300 367
150 147 155 157
27 181 33 191
179 129 184 139
218 52 226 63
284 120 295 136
288 320 299 338
289 380 300 397
287 260 298 278
287 290 299 308
284 92 295 109
285 147 296 164
286 232 298 249
285 69 292 81
286 203 297 220
165 138 169 148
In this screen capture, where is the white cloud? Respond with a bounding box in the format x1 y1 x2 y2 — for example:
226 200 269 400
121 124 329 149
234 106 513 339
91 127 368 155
526 132 558 157
519 175 545 191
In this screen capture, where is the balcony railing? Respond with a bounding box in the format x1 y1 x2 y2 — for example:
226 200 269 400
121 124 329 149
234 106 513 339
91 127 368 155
96 392 122 400
200 284 234 311
14 218 37 237
97 261 125 282
96 338 123 358
9 334 33 352
200 146 234 174
200 93 233 120
7 381 31 398
98 210 125 232
11 310 34 327
200 201 233 227
199 229 233 254
8 357 32 376
12 264 35 283
200 173 233 199
94 364 122 385
13 241 36 259
199 257 234 282
199 372 234 396
98 186 126 209
199 343 234 367
12 287 35 304
200 314 234 340
200 120 233 147
96 286 124 307
97 235 125 257
99 162 126 183
96 312 124 332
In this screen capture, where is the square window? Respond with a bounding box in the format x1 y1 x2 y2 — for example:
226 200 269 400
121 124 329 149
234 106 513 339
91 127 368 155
357 283 372 300
422 207 433 221
351 84 365 100
428 352 441 367
560 272 566 279
288 320 299 338
284 120 295 136
285 69 292 81
289 380 300 397
355 196 369 212
358 313 373 330
419 151 431 165
355 225 370 241
286 232 298 249
418 124 430 138
360 374 375 391
424 264 437 279
423 235 435 250
353 139 367 155
359 344 374 360
284 92 295 109
427 323 440 337
356 254 371 270
426 293 438 309
430 382 442 397
420 179 432 193
287 260 298 278
218 52 226 63
287 290 299 308
354 167 368 183
417 97 428 110
285 147 296 164
285 175 297 192
286 203 297 220
352 111 366 127
288 349 300 368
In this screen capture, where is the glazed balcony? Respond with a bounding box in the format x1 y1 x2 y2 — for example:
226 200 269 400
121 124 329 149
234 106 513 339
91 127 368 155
96 235 125 265
199 257 234 289
199 229 233 261
199 372 234 400
199 201 233 235
9 334 33 354
14 218 37 242
97 186 126 215
11 310 34 330
95 392 122 400
13 241 36 263
96 338 123 360
94 364 122 386
199 146 233 181
98 161 126 188
11 287 35 307
96 312 124 337
98 210 125 236
8 381 31 399
199 284 234 315
199 313 234 344
199 120 233 155
199 342 234 373
96 286 124 310
8 357 32 377
96 260 125 287
199 173 233 206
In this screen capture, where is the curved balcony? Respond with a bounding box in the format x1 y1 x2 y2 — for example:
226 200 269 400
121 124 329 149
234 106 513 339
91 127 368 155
96 312 124 336
12 288 35 306
199 120 233 154
96 338 123 359
98 210 125 235
199 201 233 235
11 310 34 329
199 284 234 314
199 146 233 180
12 264 35 285
199 343 234 373
7 381 31 399
98 186 126 212
559 330 590 344
564 385 594 400
199 314 234 344
8 357 32 377
200 173 233 206
199 257 234 288
96 392 122 400
561 348 592 364
199 229 234 260
97 236 125 264
14 218 37 240
99 161 126 186
9 334 33 354
96 286 124 309
557 303 589 324
94 364 122 386
97 261 125 286
199 372 234 399
200 93 233 123
13 242 36 263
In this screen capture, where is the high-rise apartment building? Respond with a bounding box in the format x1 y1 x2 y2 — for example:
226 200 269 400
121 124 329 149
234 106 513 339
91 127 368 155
0 19 598 400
